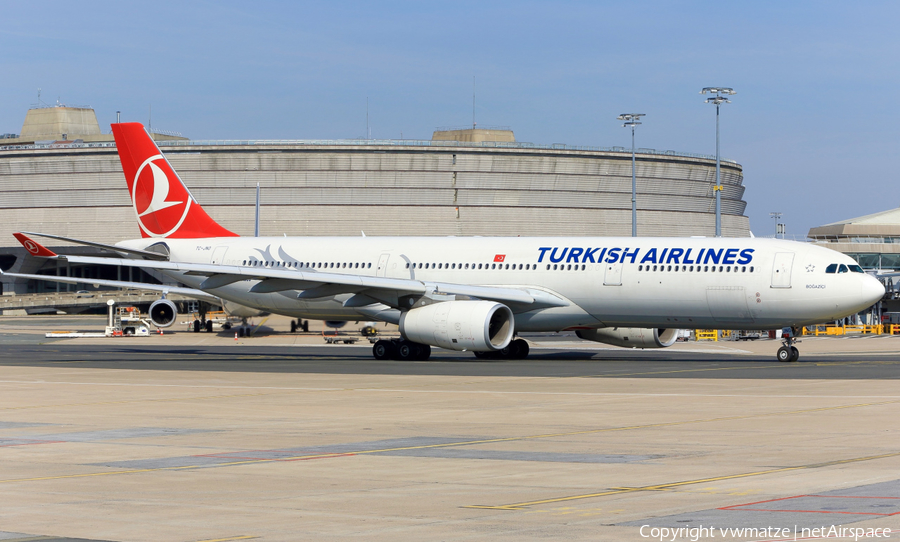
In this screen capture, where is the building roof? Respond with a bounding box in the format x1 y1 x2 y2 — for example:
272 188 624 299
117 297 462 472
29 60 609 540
809 207 900 238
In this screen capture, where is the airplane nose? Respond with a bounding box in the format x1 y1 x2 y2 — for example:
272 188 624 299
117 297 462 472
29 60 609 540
862 275 885 305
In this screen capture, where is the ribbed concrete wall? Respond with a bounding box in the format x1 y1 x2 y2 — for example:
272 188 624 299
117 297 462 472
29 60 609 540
0 141 748 293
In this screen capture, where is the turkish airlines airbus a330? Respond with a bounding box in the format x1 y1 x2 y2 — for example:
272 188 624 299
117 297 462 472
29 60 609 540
4 123 885 362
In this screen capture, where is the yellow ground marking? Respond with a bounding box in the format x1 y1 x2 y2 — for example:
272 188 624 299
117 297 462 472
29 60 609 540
0 397 896 485
466 450 900 510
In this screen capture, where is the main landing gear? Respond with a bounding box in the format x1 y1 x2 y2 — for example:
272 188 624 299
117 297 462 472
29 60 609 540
776 326 800 362
372 339 432 361
473 338 530 360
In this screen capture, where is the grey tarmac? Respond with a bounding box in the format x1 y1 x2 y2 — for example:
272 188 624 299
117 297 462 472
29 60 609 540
0 315 898 541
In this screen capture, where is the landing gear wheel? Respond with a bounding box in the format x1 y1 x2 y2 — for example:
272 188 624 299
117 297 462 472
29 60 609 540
790 346 800 362
205 320 213 333
412 343 431 361
777 346 792 362
373 340 394 360
512 338 529 359
193 320 201 333
473 351 489 359
396 341 415 361
290 320 297 333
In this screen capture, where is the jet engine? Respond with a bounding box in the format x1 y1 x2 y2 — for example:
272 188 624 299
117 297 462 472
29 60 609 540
399 300 514 352
576 327 678 348
148 299 178 328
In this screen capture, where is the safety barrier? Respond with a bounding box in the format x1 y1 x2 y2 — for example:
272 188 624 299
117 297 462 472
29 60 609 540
695 330 718 341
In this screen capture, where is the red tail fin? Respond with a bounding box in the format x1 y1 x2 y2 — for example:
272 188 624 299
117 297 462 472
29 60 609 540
111 123 237 239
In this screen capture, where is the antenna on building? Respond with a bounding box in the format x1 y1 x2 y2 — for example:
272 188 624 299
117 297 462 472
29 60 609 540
37 88 41 106
255 183 261 237
116 111 120 123
472 76 476 128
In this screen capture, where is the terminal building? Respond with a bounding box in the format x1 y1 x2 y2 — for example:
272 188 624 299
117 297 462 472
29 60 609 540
809 208 900 271
0 105 750 298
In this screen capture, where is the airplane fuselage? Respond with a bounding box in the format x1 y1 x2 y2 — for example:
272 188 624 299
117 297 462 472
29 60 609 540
120 235 884 331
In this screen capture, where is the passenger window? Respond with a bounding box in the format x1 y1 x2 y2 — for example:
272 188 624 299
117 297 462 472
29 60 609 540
553 264 558 270
653 265 657 271
838 264 848 273
478 264 482 269
546 264 551 270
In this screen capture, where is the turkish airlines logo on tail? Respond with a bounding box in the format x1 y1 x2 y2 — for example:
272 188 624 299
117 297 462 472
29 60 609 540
23 239 40 255
131 154 193 238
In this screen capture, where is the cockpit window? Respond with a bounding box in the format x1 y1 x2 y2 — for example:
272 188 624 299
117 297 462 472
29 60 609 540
838 264 849 273
849 264 864 273
825 264 838 274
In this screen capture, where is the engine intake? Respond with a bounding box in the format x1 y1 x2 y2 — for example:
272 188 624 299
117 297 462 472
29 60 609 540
576 327 678 348
148 299 178 328
400 300 514 352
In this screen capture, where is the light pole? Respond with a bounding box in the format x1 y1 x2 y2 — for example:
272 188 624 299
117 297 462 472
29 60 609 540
770 211 783 239
618 113 645 237
701 87 735 237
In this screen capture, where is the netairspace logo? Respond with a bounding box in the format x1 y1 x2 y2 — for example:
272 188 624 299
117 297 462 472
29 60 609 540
639 524 893 541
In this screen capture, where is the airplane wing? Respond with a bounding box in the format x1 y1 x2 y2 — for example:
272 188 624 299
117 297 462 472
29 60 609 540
19 231 169 260
12 233 569 311
0 270 221 303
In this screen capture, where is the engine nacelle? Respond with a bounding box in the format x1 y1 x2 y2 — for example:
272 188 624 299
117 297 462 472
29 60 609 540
400 300 514 352
576 327 678 348
148 299 178 328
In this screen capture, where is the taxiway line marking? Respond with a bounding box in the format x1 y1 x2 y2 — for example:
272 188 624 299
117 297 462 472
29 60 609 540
0 391 278 412
193 536 257 542
466 451 900 510
1 379 900 400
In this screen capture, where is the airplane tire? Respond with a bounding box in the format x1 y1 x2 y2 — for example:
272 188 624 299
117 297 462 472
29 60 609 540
396 341 415 361
290 320 297 333
413 344 431 361
373 340 394 360
205 320 213 333
193 320 201 333
512 339 529 359
790 346 800 362
302 320 309 332
776 346 792 362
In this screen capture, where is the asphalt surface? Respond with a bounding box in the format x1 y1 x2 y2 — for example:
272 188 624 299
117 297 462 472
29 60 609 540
1 343 899 380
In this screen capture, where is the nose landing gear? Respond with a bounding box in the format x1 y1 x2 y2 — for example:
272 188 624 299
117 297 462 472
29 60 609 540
776 327 800 362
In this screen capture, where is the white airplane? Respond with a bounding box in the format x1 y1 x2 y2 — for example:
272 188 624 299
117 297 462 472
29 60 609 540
4 123 885 362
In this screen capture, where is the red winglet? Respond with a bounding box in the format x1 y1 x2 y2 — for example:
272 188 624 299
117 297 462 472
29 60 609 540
13 233 57 257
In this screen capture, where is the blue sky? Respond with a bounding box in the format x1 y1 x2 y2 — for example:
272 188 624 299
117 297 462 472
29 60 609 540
2 1 898 237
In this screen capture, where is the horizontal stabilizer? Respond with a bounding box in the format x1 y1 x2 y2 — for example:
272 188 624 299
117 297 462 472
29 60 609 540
19 232 169 260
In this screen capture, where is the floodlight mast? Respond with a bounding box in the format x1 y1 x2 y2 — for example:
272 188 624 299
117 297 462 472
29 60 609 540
701 87 735 237
618 113 645 237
